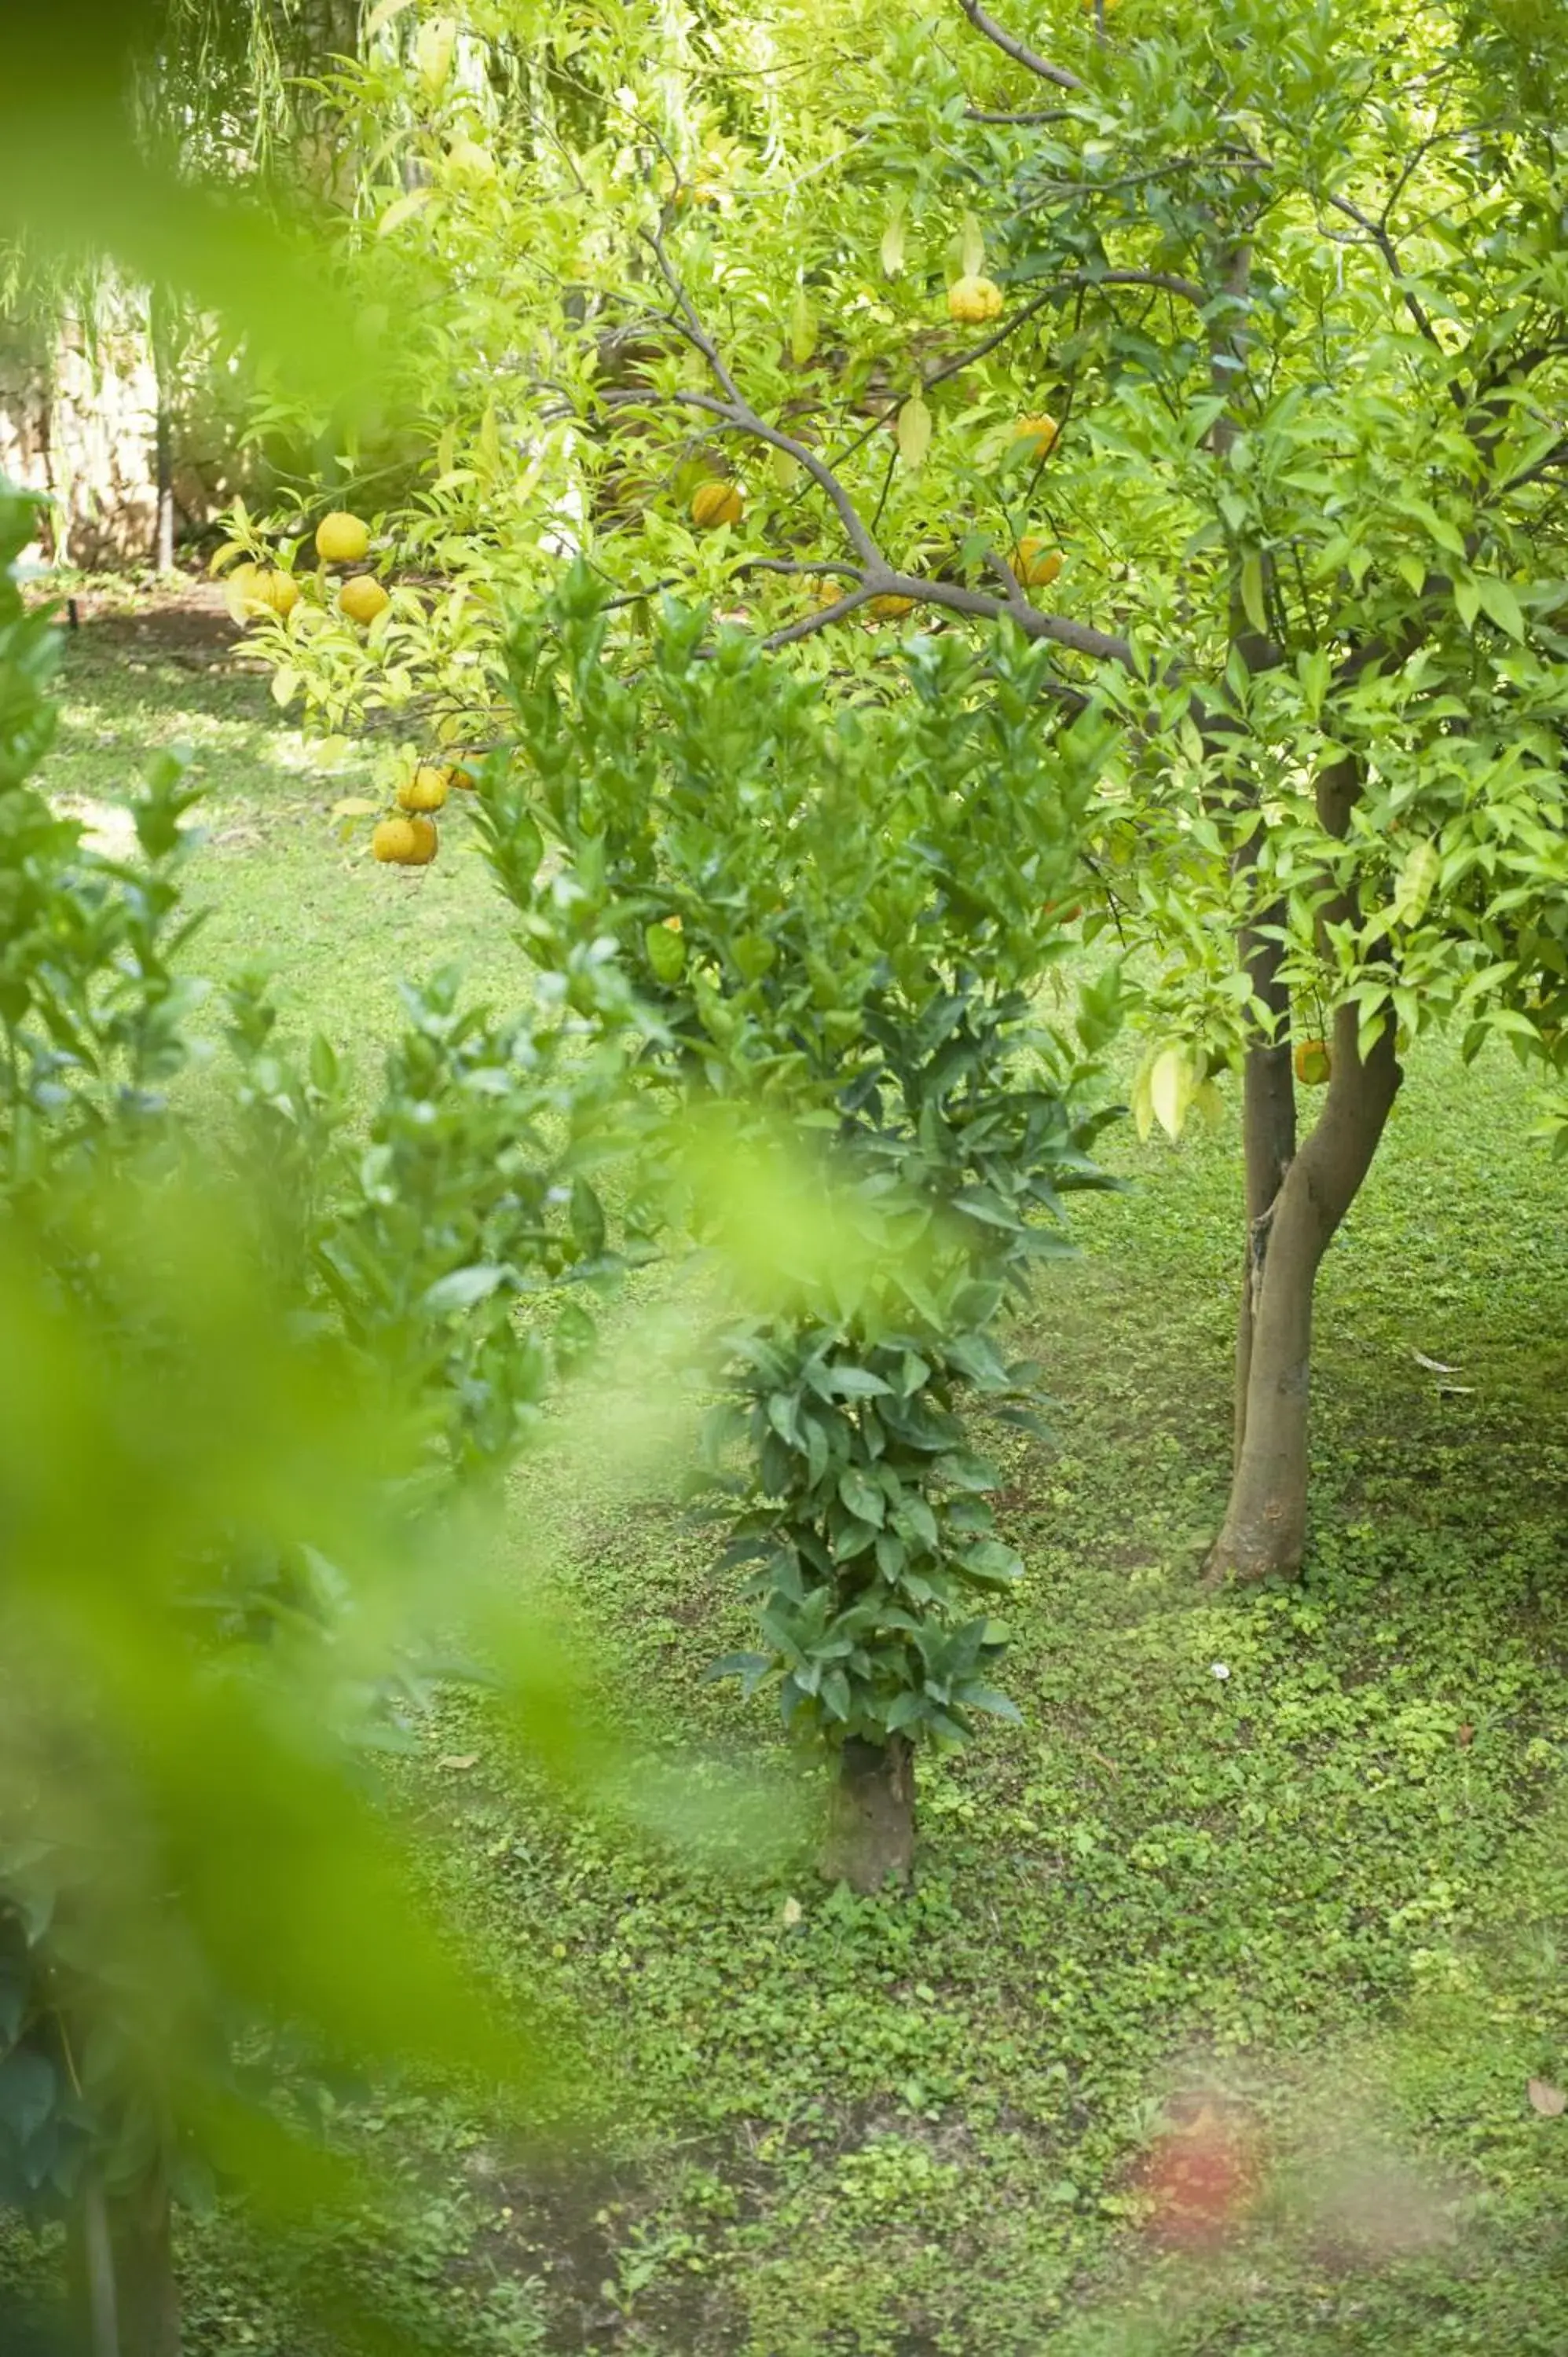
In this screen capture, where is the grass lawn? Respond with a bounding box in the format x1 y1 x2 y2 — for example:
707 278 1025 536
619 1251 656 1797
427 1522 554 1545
13 589 1568 2355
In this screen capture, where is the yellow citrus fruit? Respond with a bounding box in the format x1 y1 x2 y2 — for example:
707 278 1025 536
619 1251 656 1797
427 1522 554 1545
1013 537 1064 588
868 593 917 619
1294 1039 1332 1086
442 761 478 791
1013 412 1060 460
316 511 371 565
258 570 300 618
339 575 390 626
948 274 1005 326
691 480 744 529
371 815 438 867
396 765 450 813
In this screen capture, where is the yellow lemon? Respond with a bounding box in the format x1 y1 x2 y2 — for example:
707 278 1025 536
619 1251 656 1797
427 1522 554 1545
1013 537 1064 588
316 511 371 565
691 480 744 529
371 816 438 867
339 575 390 626
1013 412 1059 460
258 570 300 618
948 274 1005 326
1294 1039 1332 1086
396 765 450 813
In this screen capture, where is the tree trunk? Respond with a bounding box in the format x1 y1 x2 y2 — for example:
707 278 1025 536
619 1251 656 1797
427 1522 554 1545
1235 910 1295 1456
820 1736 914 1893
1208 999 1399 1582
150 287 176 575
112 2176 179 2357
67 2173 179 2357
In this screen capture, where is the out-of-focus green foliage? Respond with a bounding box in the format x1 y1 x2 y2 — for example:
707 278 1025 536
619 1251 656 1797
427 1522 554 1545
0 489 629 2346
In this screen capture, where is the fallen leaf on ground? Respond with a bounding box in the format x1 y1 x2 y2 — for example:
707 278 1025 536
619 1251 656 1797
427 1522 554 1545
1527 2078 1565 2117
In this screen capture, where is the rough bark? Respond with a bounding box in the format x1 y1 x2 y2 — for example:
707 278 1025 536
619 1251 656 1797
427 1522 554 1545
820 1736 914 1893
1208 996 1400 1582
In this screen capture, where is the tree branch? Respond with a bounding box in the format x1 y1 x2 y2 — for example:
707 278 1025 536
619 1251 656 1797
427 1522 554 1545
922 267 1207 394
955 0 1082 91
964 103 1074 125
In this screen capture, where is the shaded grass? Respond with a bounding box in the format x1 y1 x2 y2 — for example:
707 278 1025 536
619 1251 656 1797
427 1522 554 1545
15 594 1568 2355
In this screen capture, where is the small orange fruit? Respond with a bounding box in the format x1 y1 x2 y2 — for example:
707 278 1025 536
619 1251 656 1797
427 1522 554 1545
1013 412 1060 460
691 479 744 529
1013 537 1064 589
339 575 390 625
397 765 450 813
1294 1039 1332 1086
316 511 371 564
868 592 917 619
372 815 438 867
947 274 1005 326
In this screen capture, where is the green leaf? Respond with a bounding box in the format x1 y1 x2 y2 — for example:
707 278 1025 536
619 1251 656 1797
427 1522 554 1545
1475 575 1526 641
1239 552 1269 638
421 1265 507 1314
837 1467 885 1527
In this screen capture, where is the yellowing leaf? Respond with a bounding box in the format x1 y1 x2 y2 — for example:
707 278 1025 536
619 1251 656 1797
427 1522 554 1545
1392 838 1440 928
365 0 416 32
896 394 932 471
270 667 299 709
880 214 906 278
329 797 380 819
768 445 800 491
209 541 251 577
1149 1045 1196 1142
960 209 985 279
1130 1058 1155 1144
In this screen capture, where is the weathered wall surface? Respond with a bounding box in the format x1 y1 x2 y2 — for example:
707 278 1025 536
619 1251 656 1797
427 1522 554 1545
0 317 164 568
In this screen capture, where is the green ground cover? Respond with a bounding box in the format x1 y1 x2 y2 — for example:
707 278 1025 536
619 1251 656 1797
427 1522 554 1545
12 592 1568 2355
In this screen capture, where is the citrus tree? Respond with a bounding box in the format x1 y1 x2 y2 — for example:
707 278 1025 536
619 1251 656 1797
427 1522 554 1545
231 0 1568 1585
469 570 1118 1885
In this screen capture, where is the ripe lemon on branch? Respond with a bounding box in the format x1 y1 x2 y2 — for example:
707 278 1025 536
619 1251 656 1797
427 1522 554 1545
948 274 1004 325
1294 1039 1332 1086
691 480 744 529
372 816 438 866
339 576 390 625
397 766 450 813
1012 537 1064 589
1012 412 1059 460
316 511 371 564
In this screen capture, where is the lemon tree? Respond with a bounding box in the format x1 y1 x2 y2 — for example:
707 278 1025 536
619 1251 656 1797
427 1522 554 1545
233 0 1568 1588
471 567 1119 1886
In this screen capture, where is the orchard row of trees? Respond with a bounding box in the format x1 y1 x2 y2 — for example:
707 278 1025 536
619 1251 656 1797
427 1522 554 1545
6 0 1568 2346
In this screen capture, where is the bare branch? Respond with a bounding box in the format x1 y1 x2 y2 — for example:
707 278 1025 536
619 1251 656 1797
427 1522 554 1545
641 225 745 407
1324 193 1456 390
955 0 1082 91
965 103 1074 125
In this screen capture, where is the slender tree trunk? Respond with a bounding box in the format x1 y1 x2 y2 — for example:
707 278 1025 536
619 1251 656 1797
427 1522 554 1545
113 2175 180 2357
1208 999 1399 1582
820 1736 914 1893
1235 911 1296 1457
70 2176 120 2357
68 2172 179 2357
150 287 175 575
